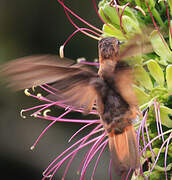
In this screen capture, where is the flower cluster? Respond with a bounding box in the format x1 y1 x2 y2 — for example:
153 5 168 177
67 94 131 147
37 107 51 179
20 0 172 180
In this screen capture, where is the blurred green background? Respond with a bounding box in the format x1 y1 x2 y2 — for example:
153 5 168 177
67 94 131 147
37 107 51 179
0 0 121 179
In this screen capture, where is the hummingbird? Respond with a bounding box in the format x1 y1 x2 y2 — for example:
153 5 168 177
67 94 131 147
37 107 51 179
0 35 151 177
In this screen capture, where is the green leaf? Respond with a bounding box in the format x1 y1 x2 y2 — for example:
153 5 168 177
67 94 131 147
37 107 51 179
154 163 172 172
98 4 120 27
146 60 164 87
166 65 172 91
133 85 150 105
131 174 144 180
102 24 126 41
134 66 153 90
150 30 172 63
168 0 172 16
135 0 141 7
146 147 165 159
169 20 172 50
99 3 139 28
122 15 141 35
159 105 172 128
148 0 155 8
168 145 172 157
144 170 161 180
123 6 139 24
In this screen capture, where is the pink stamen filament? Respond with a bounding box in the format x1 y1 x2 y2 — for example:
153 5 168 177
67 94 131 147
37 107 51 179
80 133 106 177
157 103 165 142
154 100 161 139
81 140 108 180
61 124 103 180
31 109 71 149
22 104 48 113
164 133 172 180
111 0 124 34
140 130 172 154
62 136 89 179
43 134 104 179
63 28 101 48
77 124 103 174
92 0 116 32
31 102 57 117
125 168 132 180
62 28 102 57
91 140 108 180
144 116 156 159
164 0 172 43
119 2 130 34
43 83 59 93
77 146 92 175
145 0 168 48
39 85 57 96
80 138 108 180
109 159 112 180
28 93 53 103
25 92 98 115
138 110 148 156
57 0 103 38
43 125 103 177
92 0 107 25
50 137 103 180
147 133 172 178
37 115 100 124
137 111 147 153
68 121 97 142
142 113 147 157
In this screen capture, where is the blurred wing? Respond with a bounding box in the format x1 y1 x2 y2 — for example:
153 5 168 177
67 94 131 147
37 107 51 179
0 55 75 90
114 62 138 106
48 70 98 113
0 55 98 113
2 54 75 68
118 33 153 60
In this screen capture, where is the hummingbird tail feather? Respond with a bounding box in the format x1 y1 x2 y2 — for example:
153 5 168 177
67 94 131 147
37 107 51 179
108 125 139 177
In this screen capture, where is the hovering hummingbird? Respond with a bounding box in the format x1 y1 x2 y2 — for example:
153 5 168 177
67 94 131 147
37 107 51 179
0 34 151 177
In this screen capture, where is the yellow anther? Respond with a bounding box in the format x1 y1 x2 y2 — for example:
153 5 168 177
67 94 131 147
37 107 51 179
94 58 98 62
20 109 26 119
24 89 31 96
42 172 52 178
59 45 64 58
30 145 35 151
135 6 146 16
37 93 42 98
77 57 86 63
43 109 51 117
31 112 41 118
32 85 36 92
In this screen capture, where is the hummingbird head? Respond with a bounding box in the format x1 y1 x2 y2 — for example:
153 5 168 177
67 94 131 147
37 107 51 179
98 37 121 76
98 37 120 63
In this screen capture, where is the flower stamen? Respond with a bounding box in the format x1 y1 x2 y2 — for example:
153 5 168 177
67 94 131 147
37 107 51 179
57 0 104 36
20 109 27 119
